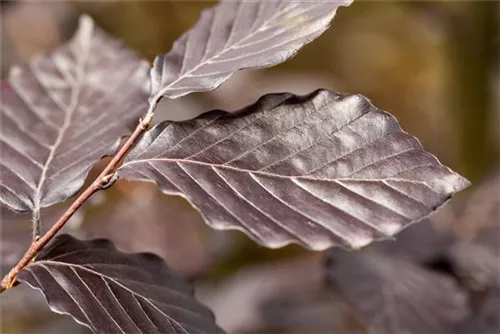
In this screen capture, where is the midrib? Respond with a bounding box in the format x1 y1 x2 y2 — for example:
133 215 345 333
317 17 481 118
33 43 89 212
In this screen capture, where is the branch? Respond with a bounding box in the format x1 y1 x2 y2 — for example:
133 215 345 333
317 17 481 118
0 113 154 293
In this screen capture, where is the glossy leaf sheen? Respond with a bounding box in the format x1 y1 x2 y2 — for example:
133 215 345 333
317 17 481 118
119 90 469 250
325 251 470 334
150 0 352 101
18 234 224 334
0 15 149 214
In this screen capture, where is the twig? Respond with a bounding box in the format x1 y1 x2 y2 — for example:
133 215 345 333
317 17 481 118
0 113 154 293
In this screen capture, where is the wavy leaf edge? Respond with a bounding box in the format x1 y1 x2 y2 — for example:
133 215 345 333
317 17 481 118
119 89 470 251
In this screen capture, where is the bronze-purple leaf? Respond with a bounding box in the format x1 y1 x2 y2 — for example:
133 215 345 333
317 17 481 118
374 218 454 264
149 0 352 102
0 205 29 267
455 288 500 334
0 15 149 215
325 251 470 334
17 234 224 334
448 224 500 290
118 89 469 250
0 203 80 267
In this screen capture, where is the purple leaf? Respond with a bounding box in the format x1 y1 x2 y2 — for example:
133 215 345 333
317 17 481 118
325 251 470 334
18 234 224 334
82 184 213 278
118 89 469 250
0 205 30 267
149 0 352 102
374 218 454 264
0 203 82 267
447 234 500 291
455 288 500 334
0 15 149 216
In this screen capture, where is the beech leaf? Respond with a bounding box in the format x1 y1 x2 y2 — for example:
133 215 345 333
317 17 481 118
0 203 83 267
455 288 500 334
448 243 500 289
325 251 470 334
118 90 469 250
17 234 224 334
374 218 453 264
0 207 29 270
149 0 352 101
0 15 149 215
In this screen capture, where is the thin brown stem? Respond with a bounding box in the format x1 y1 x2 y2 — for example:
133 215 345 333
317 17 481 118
0 113 154 293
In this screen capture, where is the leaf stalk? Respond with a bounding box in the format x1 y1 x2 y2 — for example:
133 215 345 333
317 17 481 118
0 113 154 293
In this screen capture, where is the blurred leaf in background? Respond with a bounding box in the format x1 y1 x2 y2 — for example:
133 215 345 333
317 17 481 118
1 1 498 333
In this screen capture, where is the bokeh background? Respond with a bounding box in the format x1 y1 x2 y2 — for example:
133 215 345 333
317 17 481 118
1 1 499 333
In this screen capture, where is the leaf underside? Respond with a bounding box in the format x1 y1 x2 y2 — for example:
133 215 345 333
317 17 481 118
118 89 469 250
325 251 470 334
18 234 224 334
0 15 149 215
150 0 352 101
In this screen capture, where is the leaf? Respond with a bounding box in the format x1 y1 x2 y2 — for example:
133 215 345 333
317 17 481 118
0 15 149 215
374 218 453 264
455 288 500 334
149 0 352 101
448 243 500 289
259 296 349 333
198 257 326 332
1 283 91 334
434 172 500 289
325 251 470 334
0 204 79 267
0 206 27 267
83 183 213 278
450 171 500 243
448 227 500 290
17 234 225 334
118 89 469 250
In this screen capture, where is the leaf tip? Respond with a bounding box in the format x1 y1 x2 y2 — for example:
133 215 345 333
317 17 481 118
73 14 95 46
443 171 472 195
459 175 472 189
8 65 22 79
78 14 95 30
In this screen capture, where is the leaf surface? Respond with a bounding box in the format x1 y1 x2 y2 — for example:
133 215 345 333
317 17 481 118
18 234 224 334
448 243 500 289
149 0 352 101
0 206 27 267
325 251 470 334
118 89 469 250
0 203 82 267
455 288 500 334
374 218 453 264
83 184 212 278
1 283 92 334
0 15 149 215
448 227 500 290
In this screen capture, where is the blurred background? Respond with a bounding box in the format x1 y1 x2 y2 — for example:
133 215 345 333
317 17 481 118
1 1 499 333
